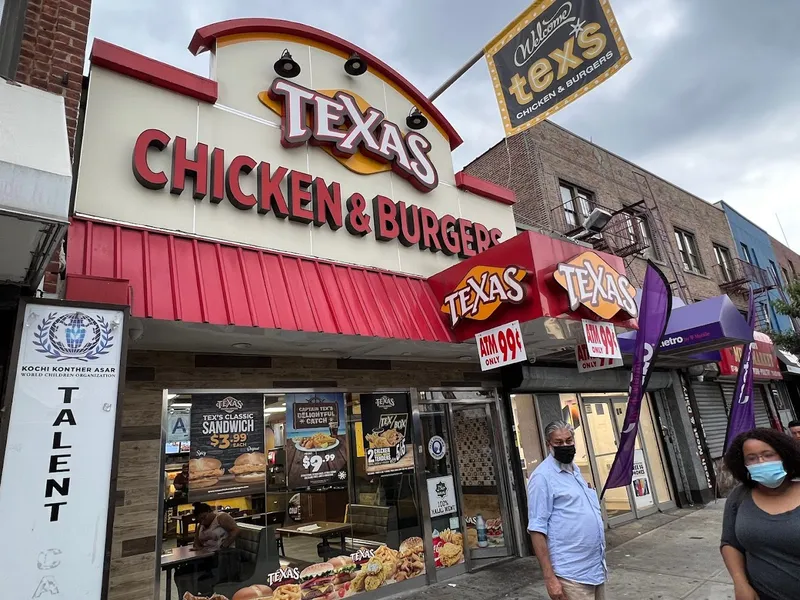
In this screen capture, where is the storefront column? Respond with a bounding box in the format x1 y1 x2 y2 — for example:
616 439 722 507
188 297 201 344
660 374 715 505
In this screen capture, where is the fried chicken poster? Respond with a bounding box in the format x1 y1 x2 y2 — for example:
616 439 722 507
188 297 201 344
285 393 348 490
360 393 414 474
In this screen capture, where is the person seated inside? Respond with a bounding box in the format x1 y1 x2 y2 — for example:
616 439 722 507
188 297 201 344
175 503 241 597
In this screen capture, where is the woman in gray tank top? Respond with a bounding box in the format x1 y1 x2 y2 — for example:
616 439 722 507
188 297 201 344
720 428 800 600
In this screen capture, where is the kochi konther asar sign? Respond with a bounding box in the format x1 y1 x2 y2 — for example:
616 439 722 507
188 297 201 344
485 0 631 135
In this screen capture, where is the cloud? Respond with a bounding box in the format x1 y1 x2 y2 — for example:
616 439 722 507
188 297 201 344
85 0 800 251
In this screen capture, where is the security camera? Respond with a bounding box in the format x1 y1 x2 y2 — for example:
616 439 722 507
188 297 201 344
128 318 144 342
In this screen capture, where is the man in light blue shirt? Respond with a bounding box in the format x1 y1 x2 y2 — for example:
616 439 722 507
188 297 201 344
527 420 606 600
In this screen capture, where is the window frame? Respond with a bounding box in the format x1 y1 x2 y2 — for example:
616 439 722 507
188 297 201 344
674 228 704 275
740 243 752 264
0 0 28 80
769 260 782 288
559 181 594 229
713 244 734 283
623 210 659 261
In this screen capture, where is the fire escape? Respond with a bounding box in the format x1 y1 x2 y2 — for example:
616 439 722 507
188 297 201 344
713 258 777 331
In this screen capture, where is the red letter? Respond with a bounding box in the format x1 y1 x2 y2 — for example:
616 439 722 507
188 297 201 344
397 201 421 247
472 223 492 253
438 214 462 256
419 208 442 252
225 155 257 210
287 170 314 223
373 195 399 241
210 147 225 204
457 218 476 258
170 137 208 200
489 228 503 247
132 129 170 190
257 162 289 218
312 177 343 230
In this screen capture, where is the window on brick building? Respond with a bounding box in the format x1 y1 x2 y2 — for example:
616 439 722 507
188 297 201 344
674 228 704 274
0 0 27 79
783 266 791 285
790 260 797 278
713 244 734 282
559 181 594 229
769 260 782 288
740 243 752 264
623 211 659 260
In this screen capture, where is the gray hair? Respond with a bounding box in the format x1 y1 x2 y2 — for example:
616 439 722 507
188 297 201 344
544 420 575 443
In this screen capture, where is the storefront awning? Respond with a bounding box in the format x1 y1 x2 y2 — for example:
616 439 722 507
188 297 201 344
619 295 751 357
0 80 71 287
65 218 456 344
776 349 800 375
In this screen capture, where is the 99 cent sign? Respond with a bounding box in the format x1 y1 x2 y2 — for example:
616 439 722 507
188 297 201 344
476 320 527 371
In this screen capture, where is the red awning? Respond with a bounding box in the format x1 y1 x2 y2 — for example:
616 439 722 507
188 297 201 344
66 218 454 343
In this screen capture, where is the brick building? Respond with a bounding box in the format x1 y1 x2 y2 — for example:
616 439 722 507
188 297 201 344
0 0 89 400
465 120 744 308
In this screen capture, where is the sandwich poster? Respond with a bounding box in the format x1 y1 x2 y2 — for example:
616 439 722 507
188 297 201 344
285 393 348 490
360 393 414 474
485 0 630 136
188 393 266 502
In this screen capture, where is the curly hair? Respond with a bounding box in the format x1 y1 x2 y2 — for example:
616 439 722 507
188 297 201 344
724 428 800 488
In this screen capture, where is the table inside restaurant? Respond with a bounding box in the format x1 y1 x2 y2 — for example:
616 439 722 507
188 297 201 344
276 521 350 557
161 546 215 600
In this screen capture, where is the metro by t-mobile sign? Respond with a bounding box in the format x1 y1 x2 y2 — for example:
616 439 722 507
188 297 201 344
476 320 527 371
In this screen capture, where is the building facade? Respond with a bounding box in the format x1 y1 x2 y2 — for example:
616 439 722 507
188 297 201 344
466 120 796 496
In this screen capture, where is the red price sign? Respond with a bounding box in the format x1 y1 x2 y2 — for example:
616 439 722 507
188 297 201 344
475 320 527 371
582 319 622 360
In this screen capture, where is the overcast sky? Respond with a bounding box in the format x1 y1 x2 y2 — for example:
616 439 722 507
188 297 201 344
86 0 800 251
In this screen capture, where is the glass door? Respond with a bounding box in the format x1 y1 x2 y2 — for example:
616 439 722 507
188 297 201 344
451 404 515 565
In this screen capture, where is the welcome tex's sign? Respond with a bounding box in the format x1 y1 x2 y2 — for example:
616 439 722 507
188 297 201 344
76 25 517 278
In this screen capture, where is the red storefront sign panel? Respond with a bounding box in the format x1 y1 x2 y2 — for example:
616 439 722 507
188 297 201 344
427 230 637 341
719 333 783 380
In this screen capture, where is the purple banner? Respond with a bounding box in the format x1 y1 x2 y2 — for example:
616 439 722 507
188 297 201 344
724 290 756 451
602 263 672 496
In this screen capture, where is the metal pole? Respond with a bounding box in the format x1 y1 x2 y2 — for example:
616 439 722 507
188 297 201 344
428 49 485 102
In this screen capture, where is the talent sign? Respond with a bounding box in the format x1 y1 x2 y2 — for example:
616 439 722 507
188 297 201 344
476 320 527 371
285 393 348 489
0 303 125 599
189 394 265 502
360 393 414 474
581 319 621 359
575 343 622 373
485 0 631 136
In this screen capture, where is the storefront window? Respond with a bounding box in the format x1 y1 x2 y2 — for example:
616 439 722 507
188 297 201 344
510 394 544 480
639 395 673 504
160 391 426 600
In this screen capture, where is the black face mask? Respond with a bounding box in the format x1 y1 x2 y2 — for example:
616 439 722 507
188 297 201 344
552 445 576 464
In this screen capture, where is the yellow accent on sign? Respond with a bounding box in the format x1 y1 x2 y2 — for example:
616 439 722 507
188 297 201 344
258 89 391 177
355 421 365 457
553 251 638 320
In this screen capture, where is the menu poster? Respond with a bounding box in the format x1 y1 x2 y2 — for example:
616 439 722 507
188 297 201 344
188 394 265 502
360 393 414 474
285 393 348 490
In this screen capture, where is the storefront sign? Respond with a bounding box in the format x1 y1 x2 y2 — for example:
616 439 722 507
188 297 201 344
132 129 503 258
285 393 348 489
428 436 447 460
554 251 638 319
266 79 438 192
582 319 621 359
575 343 622 373
442 265 528 327
485 0 630 136
476 319 527 371
361 393 414 474
427 475 458 517
632 449 653 510
0 303 125 600
719 331 782 380
188 393 265 502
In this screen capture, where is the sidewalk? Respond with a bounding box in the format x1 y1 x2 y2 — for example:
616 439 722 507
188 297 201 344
389 501 733 600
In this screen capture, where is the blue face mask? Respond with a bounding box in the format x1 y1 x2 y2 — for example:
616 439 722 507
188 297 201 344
746 461 787 488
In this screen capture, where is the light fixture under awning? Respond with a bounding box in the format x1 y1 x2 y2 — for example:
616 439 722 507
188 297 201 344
0 80 72 287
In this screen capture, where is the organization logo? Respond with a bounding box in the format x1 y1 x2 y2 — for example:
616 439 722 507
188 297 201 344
216 396 244 413
553 252 637 320
375 395 396 409
33 312 114 362
442 265 528 327
260 79 438 192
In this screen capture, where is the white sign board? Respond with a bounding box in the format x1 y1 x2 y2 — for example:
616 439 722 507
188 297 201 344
631 449 654 510
576 343 623 373
476 320 527 371
582 319 622 359
167 412 190 443
0 303 125 599
427 475 458 517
